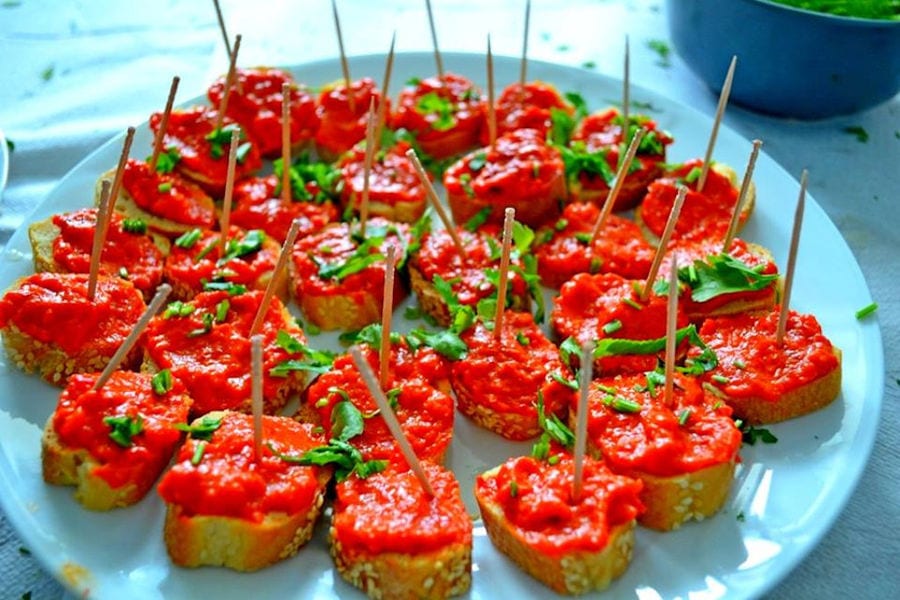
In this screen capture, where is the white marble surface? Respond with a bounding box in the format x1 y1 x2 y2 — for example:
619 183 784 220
0 1 897 598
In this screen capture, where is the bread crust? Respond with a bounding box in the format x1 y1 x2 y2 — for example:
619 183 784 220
477 486 635 595
446 168 566 229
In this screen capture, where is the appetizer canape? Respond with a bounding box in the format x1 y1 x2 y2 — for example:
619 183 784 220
315 77 388 162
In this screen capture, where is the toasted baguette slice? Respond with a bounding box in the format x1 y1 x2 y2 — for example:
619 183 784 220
725 347 842 425
636 162 755 247
41 371 191 510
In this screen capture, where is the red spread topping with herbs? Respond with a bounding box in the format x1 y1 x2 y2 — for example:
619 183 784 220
314 77 387 160
333 462 471 554
444 128 565 227
51 208 165 297
53 371 191 489
207 67 319 158
121 159 216 229
338 141 427 219
451 312 575 440
149 107 262 195
0 273 144 356
639 159 741 244
158 412 327 521
696 308 839 402
143 290 303 416
163 226 280 298
484 81 572 143
584 372 741 477
535 201 654 288
475 454 643 556
411 225 528 309
305 344 454 465
552 272 688 375
391 73 485 160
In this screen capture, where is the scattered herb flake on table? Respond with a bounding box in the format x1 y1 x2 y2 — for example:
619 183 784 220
843 125 869 143
647 39 671 67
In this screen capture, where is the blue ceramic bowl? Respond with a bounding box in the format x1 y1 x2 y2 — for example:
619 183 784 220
667 0 900 119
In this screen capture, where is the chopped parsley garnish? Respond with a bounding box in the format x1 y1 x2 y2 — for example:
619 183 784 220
740 422 778 445
843 125 869 143
678 409 692 426
214 299 230 322
186 313 215 338
415 92 456 131
855 302 878 320
121 218 147 234
270 331 336 377
602 394 642 413
602 319 623 335
202 280 247 295
152 147 181 174
531 393 575 461
204 123 243 159
647 39 671 67
464 206 492 231
509 480 519 497
157 182 173 194
220 230 266 263
163 301 194 319
175 414 223 441
103 414 144 448
469 152 487 172
174 228 202 249
459 173 476 198
190 441 206 465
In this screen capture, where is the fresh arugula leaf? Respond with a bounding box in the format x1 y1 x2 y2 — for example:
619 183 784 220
270 331 336 377
407 327 468 360
331 401 365 442
270 439 387 482
679 253 778 303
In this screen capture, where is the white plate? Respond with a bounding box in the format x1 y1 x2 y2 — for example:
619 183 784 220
0 128 8 196
0 53 883 599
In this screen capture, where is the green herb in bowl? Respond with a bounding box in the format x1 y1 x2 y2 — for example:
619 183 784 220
768 0 900 20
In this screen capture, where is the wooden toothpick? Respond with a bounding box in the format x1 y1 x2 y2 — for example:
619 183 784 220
250 218 303 337
250 334 264 461
493 208 516 339
425 0 444 79
405 148 467 260
589 128 645 244
214 34 242 132
621 35 630 155
349 345 435 496
697 55 737 193
776 170 807 345
663 253 679 407
93 284 173 391
360 97 377 239
572 341 593 501
722 139 762 252
211 0 232 58
281 82 292 204
107 126 136 216
379 246 397 388
487 34 497 148
149 77 180 171
640 185 687 302
87 181 112 301
331 0 355 113
519 0 531 93
374 32 396 151
217 128 241 255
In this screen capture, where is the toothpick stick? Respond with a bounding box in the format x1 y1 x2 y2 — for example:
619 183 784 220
640 185 687 302
250 218 303 337
621 35 630 153
87 181 112 301
379 246 397 388
251 334 264 461
360 97 377 238
776 170 807 345
149 77 180 171
487 34 497 148
331 0 355 113
589 128 645 244
405 148 467 259
281 82 292 204
349 345 435 496
214 34 242 131
493 208 515 339
572 341 593 501
519 0 531 93
93 284 173 391
374 32 396 151
722 139 762 252
212 0 232 57
425 0 444 79
106 127 135 216
218 128 241 255
663 253 679 407
697 55 737 193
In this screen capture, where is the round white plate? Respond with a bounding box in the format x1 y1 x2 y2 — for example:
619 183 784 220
0 53 883 599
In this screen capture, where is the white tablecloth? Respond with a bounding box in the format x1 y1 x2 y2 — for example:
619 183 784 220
1 1 897 598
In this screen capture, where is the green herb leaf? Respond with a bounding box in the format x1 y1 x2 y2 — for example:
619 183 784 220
163 301 194 319
103 414 144 448
331 401 365 442
679 253 778 303
221 230 266 263
270 439 387 482
152 147 181 174
843 125 869 143
415 92 457 131
122 218 147 234
855 302 878 319
174 414 223 441
190 441 206 465
202 280 247 295
151 369 173 394
270 331 336 376
174 228 202 249
647 39 671 67
740 423 778 445
469 151 487 172
464 206 492 232
407 327 468 360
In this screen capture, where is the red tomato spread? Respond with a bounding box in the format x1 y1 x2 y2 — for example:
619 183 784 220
444 128 565 227
149 107 262 196
332 462 471 555
157 412 328 521
696 308 839 402
391 73 485 160
143 290 303 416
337 141 427 221
50 208 165 298
535 201 654 288
475 454 643 556
585 372 741 477
0 272 144 357
163 225 280 298
207 67 319 158
314 77 387 161
451 312 575 440
639 159 741 245
484 81 572 143
53 371 191 489
121 159 216 230
231 174 338 243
